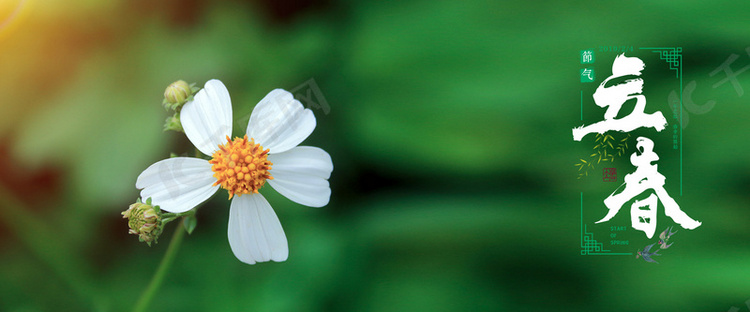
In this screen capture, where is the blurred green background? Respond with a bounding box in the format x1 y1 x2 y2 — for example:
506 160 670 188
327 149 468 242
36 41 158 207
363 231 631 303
1 0 750 311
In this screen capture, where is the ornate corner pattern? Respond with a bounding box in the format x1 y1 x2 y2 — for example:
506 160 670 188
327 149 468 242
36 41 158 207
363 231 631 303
581 225 610 255
640 47 682 78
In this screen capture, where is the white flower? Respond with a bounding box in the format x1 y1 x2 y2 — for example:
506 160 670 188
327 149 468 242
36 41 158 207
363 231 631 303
135 79 333 264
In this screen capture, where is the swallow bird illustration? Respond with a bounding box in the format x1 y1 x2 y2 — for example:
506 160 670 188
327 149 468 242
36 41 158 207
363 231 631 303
636 243 661 264
658 226 677 249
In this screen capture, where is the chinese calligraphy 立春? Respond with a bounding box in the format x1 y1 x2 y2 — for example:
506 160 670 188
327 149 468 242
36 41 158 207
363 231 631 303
574 53 701 238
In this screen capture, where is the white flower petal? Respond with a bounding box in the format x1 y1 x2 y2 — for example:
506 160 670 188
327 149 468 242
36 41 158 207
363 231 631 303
247 89 316 154
136 157 219 213
268 146 332 207
228 194 288 264
182 79 233 156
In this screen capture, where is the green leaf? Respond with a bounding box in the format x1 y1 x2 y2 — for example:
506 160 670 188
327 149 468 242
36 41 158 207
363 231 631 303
183 216 197 235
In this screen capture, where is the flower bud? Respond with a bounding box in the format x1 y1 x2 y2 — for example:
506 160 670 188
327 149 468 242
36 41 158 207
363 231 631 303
163 80 192 110
163 113 184 132
122 198 163 246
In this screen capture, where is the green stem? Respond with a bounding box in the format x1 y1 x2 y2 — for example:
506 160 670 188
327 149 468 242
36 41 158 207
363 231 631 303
160 210 195 224
133 222 186 312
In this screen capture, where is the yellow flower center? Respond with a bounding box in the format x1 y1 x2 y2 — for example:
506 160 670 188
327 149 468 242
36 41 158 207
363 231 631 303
209 135 273 199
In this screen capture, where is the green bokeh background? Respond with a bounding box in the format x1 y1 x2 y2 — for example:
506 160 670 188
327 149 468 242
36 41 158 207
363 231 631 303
1 1 749 311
